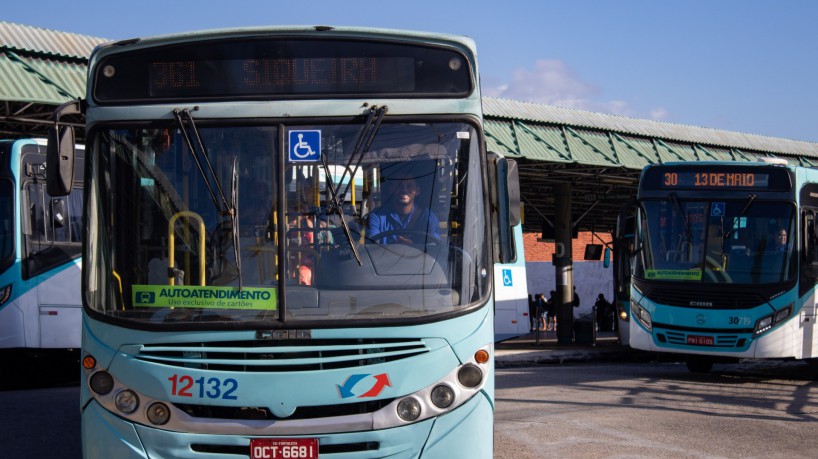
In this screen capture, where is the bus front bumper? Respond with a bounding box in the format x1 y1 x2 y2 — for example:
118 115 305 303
82 390 493 459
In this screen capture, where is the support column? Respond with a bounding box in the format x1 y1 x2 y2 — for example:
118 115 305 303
553 182 574 344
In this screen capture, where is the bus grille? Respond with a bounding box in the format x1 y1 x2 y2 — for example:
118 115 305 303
640 287 765 309
132 338 430 372
177 398 394 421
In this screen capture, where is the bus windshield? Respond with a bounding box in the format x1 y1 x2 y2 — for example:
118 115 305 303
637 198 795 284
86 120 489 326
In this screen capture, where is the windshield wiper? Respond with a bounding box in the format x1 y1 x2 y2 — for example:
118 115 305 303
173 108 243 287
322 105 388 266
173 109 231 214
321 154 362 266
336 105 387 202
230 156 243 289
668 192 691 245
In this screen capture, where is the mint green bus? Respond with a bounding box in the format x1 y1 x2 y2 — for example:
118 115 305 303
48 26 519 458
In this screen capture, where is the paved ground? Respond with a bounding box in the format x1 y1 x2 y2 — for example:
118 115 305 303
495 330 661 367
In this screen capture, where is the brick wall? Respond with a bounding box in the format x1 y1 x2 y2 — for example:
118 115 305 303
523 231 613 262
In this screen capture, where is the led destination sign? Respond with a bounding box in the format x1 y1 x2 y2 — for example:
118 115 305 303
661 171 769 189
149 56 415 96
641 166 793 192
93 37 472 102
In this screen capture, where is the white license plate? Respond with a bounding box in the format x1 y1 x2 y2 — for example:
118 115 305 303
250 438 318 459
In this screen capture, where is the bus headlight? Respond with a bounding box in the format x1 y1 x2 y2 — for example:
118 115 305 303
397 397 422 421
755 316 773 334
430 385 455 409
89 371 114 395
115 389 140 414
632 301 652 331
754 305 792 336
775 307 792 322
457 364 483 388
146 402 171 425
0 284 11 306
375 345 491 430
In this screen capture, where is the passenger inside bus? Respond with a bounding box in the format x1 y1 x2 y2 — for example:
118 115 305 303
774 228 788 252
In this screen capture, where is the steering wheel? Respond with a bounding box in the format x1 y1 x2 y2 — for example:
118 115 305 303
704 255 732 283
367 229 441 245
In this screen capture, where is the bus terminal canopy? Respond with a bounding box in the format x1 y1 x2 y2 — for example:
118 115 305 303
5 21 818 236
0 21 106 139
483 97 818 235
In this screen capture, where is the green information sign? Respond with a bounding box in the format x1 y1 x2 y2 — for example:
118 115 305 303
644 269 703 281
132 285 277 310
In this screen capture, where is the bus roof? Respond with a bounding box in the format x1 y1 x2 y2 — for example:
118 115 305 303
94 25 477 58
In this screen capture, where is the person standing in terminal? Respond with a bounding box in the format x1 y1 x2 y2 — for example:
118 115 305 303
595 293 614 332
528 294 538 332
546 290 558 331
535 293 547 331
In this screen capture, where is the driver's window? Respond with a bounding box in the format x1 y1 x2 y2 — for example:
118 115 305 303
803 209 818 265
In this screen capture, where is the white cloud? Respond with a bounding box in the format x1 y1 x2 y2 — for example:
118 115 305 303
649 107 670 121
484 59 669 121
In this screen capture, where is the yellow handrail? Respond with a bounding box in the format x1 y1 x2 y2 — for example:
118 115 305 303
168 211 206 286
112 270 124 310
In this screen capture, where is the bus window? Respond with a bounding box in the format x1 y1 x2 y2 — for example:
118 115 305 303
0 178 12 271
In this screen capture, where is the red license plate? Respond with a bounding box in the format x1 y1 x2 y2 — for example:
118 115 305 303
250 438 318 459
686 335 714 346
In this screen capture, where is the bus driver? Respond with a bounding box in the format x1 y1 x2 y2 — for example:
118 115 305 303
367 172 440 245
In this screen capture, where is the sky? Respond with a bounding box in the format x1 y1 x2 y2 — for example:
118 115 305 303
6 0 818 142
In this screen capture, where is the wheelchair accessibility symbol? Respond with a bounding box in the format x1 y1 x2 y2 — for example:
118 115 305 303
502 269 513 287
711 202 725 217
289 130 321 162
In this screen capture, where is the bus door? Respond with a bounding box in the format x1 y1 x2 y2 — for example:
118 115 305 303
21 150 84 348
800 202 818 358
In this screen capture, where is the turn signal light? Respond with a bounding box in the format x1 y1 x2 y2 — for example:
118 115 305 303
82 355 96 370
474 349 490 364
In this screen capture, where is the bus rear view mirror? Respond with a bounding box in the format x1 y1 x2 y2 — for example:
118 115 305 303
47 126 75 196
603 247 611 268
489 152 520 264
47 99 82 197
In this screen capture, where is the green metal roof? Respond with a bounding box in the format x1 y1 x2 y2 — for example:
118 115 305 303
484 117 791 168
0 52 88 103
0 21 106 61
483 96 818 163
0 22 106 104
0 22 107 137
482 97 818 233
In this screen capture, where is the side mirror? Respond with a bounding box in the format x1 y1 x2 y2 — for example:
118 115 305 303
603 247 611 268
46 99 82 197
490 153 520 264
47 126 75 196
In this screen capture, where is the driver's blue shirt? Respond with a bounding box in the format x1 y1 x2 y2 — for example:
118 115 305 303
367 206 440 244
